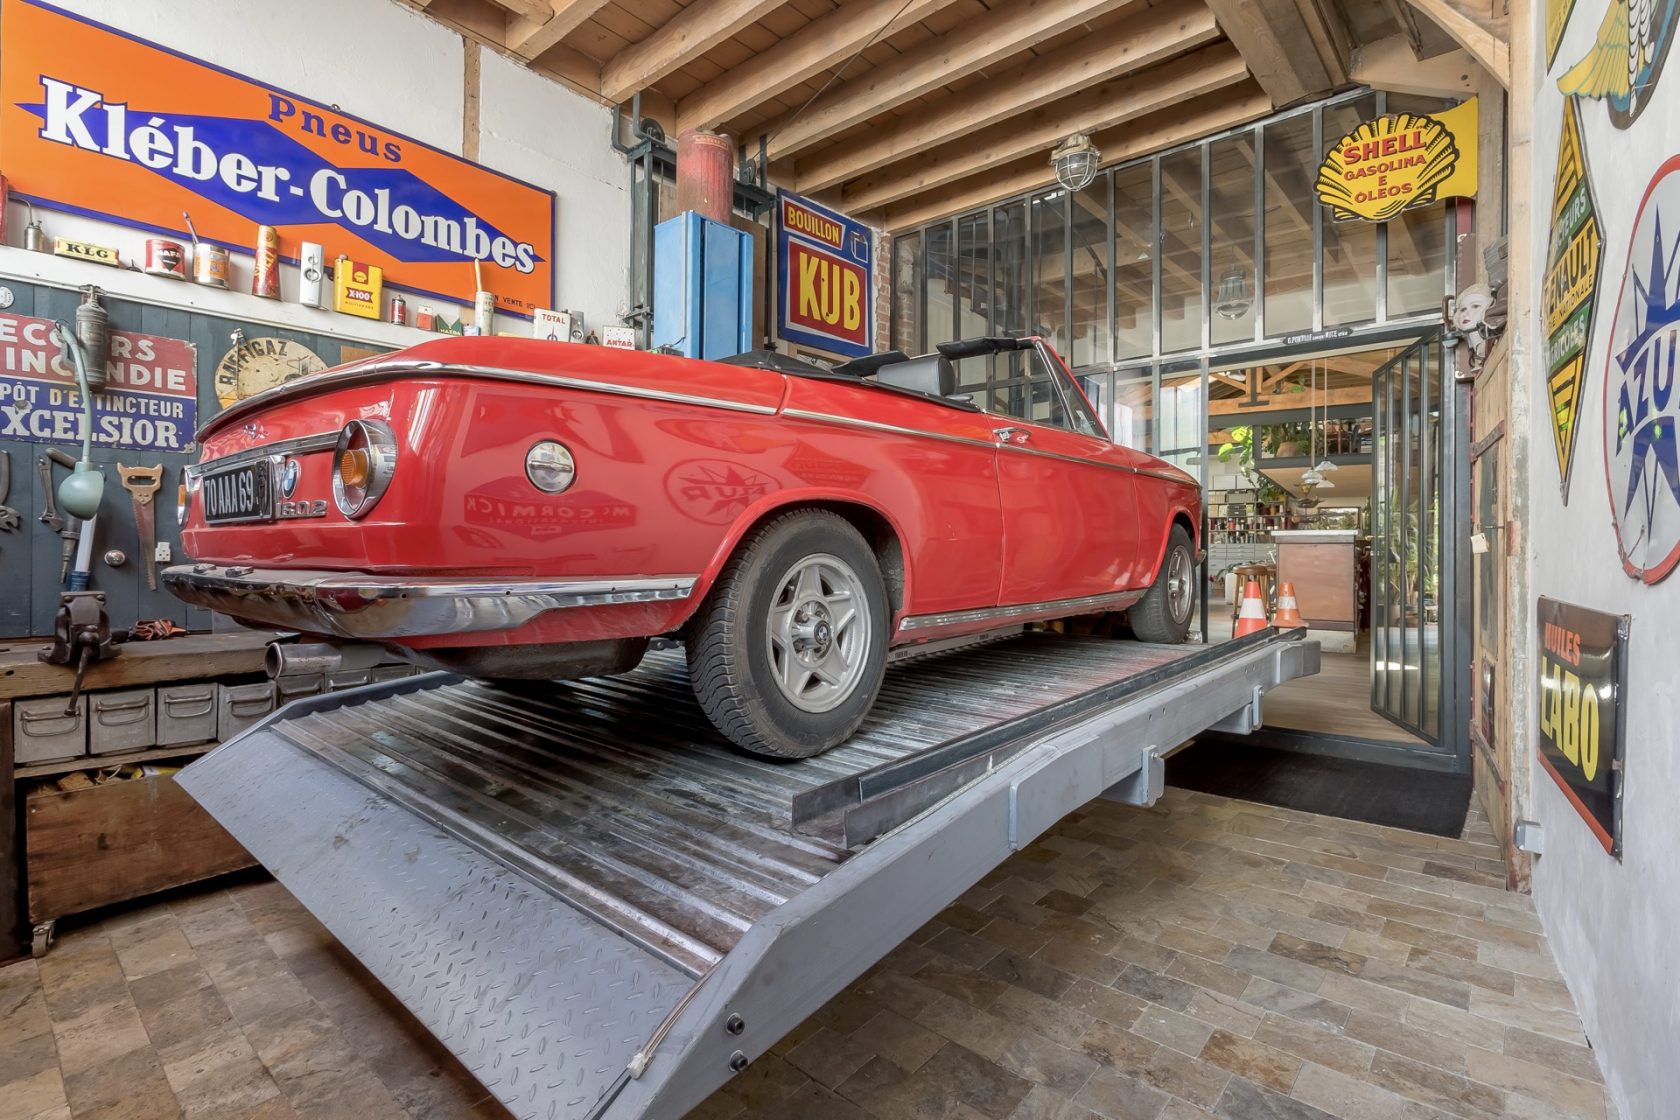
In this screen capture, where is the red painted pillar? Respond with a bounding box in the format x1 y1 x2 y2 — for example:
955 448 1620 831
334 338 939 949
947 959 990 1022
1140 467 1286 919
675 129 734 226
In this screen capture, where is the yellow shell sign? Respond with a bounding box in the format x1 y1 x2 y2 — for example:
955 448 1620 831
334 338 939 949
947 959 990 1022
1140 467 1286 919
1315 100 1479 222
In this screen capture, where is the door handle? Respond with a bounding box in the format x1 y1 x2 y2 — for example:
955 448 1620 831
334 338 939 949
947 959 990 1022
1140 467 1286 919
994 427 1029 445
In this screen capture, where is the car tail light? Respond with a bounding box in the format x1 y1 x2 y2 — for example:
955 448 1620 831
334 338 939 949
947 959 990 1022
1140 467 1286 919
332 419 397 518
177 479 192 524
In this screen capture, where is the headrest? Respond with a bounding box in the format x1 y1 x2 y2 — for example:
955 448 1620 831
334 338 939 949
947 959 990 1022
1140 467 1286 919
874 353 956 397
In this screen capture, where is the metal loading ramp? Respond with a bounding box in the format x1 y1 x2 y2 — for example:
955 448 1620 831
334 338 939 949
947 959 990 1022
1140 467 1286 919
178 629 1318 1120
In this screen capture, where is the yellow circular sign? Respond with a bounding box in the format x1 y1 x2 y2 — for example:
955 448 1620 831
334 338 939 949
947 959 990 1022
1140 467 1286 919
213 337 326 408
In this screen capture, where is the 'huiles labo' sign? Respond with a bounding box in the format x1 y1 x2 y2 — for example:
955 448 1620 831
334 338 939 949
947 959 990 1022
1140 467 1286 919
1315 100 1479 222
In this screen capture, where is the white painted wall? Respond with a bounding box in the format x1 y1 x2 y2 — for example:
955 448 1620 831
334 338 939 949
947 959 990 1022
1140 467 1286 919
1525 7 1680 1119
4 0 630 333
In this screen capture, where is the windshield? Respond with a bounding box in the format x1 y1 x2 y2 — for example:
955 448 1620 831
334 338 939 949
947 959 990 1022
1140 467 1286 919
951 343 1105 439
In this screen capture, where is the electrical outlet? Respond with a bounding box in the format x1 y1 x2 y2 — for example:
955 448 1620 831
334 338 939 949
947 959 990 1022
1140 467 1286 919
154 542 172 563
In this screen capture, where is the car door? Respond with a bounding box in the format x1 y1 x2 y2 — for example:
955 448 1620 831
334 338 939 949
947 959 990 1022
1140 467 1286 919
991 343 1144 606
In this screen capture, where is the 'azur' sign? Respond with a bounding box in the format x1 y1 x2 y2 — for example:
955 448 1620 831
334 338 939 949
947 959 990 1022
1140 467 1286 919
777 190 873 359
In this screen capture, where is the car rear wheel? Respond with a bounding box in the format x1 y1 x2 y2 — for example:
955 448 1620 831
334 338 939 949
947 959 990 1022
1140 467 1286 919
688 510 889 758
1128 524 1195 644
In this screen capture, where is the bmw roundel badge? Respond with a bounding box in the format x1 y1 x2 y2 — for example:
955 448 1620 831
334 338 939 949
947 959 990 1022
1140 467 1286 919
279 458 300 498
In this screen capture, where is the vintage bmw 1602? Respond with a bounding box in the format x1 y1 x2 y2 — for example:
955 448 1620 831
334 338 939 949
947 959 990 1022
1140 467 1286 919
165 335 1201 758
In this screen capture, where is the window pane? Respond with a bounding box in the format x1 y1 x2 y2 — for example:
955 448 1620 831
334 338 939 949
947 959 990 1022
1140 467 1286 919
892 231 921 353
993 202 1028 339
1264 111 1316 337
1112 373 1153 451
1210 133 1257 346
957 213 990 339
1031 190 1068 349
1387 202 1449 318
1158 362 1204 480
1069 176 1110 368
1113 164 1154 360
1323 95 1379 327
1160 149 1203 353
925 222 955 348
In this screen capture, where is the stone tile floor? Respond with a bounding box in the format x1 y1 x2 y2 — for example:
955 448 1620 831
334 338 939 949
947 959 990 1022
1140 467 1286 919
0 789 1610 1120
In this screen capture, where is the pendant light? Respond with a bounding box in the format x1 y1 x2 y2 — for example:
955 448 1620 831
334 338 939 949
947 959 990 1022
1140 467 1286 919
1215 262 1252 320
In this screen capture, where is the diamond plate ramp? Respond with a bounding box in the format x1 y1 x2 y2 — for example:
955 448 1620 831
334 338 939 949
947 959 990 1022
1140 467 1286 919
178 731 693 1119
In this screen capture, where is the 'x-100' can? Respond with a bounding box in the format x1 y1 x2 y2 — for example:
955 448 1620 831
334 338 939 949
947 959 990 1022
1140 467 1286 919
252 225 280 298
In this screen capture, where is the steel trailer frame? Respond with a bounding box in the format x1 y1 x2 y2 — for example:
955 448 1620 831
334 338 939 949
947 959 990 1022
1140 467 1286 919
178 629 1317 1120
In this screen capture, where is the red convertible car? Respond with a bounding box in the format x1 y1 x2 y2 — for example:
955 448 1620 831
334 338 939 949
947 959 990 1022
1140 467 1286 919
165 335 1201 758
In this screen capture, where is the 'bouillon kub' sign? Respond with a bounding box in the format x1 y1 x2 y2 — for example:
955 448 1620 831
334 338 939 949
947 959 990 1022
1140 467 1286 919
1315 100 1479 222
1536 597 1628 858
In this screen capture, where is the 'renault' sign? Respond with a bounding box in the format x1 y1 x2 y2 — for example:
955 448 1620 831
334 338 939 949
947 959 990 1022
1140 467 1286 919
1544 98 1602 503
0 310 197 452
1315 99 1479 222
0 0 554 316
777 190 873 359
1536 597 1628 858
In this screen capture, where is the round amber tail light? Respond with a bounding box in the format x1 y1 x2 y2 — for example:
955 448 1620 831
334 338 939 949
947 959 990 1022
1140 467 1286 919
332 419 397 518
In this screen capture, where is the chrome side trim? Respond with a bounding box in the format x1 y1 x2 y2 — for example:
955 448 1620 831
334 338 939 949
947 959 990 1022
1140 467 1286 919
201 358 779 440
161 564 698 640
898 590 1144 634
999 443 1141 477
185 432 339 478
780 408 999 450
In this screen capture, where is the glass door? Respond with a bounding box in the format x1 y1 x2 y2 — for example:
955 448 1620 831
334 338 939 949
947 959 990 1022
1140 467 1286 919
1370 336 1445 742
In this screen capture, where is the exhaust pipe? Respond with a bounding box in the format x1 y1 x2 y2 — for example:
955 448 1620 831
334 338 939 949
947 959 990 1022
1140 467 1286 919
265 640 384 679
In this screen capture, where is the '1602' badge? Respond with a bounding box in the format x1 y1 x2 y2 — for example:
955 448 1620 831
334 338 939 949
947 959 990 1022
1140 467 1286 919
1605 156 1680 582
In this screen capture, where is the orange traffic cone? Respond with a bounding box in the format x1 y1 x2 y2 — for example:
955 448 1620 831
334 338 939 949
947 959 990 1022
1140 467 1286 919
1233 578 1269 637
1274 582 1306 629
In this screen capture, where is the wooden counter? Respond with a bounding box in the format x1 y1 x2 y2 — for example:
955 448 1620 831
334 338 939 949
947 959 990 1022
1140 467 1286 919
1273 530 1361 632
0 630 283 701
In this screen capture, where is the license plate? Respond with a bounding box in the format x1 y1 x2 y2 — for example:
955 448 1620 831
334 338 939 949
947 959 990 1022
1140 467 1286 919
201 461 274 524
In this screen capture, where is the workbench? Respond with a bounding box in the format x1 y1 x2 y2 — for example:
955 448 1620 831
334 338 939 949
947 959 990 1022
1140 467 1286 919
0 629 282 962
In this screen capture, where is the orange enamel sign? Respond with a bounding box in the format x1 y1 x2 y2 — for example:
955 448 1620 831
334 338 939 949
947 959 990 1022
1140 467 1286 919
0 0 555 315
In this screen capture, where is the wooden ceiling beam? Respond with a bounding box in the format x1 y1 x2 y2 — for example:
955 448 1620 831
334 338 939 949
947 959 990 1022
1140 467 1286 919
844 43 1250 213
1400 0 1508 87
1203 0 1347 107
506 0 615 62
675 0 963 133
601 0 789 104
878 85 1270 231
798 5 1220 194
1349 34 1476 97
759 0 1136 160
478 0 546 15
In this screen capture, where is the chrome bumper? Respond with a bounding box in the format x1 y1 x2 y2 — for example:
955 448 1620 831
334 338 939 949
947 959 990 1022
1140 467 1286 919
161 564 698 640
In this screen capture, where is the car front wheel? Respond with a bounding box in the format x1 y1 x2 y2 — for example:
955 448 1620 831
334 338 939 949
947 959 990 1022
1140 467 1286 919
688 510 889 757
1128 524 1196 644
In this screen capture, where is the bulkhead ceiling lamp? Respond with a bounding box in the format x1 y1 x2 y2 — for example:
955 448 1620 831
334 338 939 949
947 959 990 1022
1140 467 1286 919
1051 133 1100 192
1215 264 1253 320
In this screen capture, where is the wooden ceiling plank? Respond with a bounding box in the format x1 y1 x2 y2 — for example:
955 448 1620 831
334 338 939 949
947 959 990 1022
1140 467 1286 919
600 0 789 103
1398 0 1507 86
878 85 1270 231
797 4 1220 193
763 0 1136 161
1203 0 1342 106
675 0 961 132
507 0 618 62
845 43 1249 213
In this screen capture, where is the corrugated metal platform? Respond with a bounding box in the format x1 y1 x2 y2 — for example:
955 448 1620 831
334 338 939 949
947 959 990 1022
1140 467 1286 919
179 630 1317 1120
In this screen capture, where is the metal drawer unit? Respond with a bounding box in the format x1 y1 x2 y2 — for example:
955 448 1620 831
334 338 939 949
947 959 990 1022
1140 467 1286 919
14 697 88 765
274 673 325 705
88 688 157 756
157 685 219 747
217 682 275 741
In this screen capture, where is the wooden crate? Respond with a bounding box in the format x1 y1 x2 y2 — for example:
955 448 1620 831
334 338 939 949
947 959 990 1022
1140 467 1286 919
26 771 254 923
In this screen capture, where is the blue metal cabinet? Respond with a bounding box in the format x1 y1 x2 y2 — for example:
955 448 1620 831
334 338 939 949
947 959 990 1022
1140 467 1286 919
652 211 753 360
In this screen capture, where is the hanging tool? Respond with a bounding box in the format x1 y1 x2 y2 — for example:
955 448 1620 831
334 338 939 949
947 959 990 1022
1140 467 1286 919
117 462 163 590
0 449 18 532
41 449 81 585
38 591 117 715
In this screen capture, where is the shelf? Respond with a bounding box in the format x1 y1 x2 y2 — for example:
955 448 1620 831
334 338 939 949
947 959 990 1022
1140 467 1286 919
17 743 216 781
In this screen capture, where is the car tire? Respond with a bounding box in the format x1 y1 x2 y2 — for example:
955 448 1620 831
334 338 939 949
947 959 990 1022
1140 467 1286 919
688 510 889 758
1129 524 1195 644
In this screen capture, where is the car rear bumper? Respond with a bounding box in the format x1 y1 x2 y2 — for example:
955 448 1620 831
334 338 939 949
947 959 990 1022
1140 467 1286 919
161 564 699 640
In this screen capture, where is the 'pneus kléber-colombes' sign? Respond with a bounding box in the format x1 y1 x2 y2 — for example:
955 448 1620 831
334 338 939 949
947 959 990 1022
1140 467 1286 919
0 0 555 316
